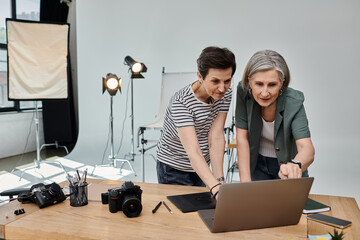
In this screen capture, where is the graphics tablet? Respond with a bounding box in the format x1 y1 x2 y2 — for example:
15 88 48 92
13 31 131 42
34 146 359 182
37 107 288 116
167 191 216 213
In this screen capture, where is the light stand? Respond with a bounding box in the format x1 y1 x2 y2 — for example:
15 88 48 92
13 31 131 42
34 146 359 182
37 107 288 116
91 74 136 176
6 20 71 181
138 127 158 182
40 142 69 155
123 56 147 182
126 74 136 162
14 101 69 181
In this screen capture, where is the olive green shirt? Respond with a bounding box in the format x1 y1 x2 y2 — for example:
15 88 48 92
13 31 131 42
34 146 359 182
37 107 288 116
235 81 311 174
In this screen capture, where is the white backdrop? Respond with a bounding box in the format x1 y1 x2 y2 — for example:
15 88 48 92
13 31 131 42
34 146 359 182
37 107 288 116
69 0 360 203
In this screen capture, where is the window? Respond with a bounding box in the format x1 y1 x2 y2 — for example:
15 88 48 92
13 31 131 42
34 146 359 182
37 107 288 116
16 0 40 21
0 0 11 45
0 0 40 112
0 48 14 108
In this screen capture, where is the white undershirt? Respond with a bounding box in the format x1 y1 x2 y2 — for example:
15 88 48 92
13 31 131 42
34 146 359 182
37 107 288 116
259 118 277 158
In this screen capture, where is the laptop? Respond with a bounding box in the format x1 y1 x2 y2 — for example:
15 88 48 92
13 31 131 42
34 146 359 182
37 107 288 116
198 177 314 233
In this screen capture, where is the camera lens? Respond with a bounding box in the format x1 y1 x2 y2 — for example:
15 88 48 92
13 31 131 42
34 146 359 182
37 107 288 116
48 183 61 196
122 195 142 218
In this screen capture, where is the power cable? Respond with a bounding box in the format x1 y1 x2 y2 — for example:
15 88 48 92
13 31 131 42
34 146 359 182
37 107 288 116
11 110 36 173
115 71 131 157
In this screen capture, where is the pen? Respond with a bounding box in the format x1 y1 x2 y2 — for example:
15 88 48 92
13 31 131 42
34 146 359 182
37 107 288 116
162 201 173 214
74 173 79 183
152 201 162 214
78 171 85 186
76 169 81 182
84 168 88 183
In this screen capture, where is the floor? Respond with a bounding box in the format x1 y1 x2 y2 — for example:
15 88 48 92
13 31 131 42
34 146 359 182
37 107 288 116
0 147 70 173
0 146 142 205
0 146 239 206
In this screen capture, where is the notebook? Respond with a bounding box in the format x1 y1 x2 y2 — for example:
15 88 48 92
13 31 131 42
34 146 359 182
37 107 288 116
303 198 330 214
198 177 314 233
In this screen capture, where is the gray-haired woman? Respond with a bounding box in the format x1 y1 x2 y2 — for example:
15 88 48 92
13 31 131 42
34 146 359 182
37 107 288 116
235 50 315 182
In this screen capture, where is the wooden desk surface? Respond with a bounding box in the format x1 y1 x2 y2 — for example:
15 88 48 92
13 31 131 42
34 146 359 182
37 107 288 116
228 139 237 149
1 179 359 240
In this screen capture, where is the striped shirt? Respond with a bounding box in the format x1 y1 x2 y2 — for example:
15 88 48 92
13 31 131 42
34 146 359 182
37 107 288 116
156 83 232 172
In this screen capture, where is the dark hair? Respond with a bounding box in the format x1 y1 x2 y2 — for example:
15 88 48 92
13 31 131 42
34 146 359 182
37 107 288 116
197 46 236 79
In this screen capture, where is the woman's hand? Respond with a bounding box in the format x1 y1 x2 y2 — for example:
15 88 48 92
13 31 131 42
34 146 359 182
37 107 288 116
278 162 302 179
236 127 252 182
177 126 222 191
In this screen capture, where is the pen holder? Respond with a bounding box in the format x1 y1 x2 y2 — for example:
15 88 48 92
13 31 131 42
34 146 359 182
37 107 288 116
69 183 88 207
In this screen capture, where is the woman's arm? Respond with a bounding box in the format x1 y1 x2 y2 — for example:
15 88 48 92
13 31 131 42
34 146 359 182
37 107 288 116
236 127 251 182
278 137 315 179
177 127 221 195
208 112 228 183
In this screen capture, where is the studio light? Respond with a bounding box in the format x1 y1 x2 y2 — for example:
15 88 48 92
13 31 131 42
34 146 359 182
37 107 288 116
102 73 122 96
123 56 148 181
124 56 147 78
92 73 136 176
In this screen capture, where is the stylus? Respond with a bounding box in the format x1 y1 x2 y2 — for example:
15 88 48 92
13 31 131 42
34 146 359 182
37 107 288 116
162 201 173 214
152 201 162 214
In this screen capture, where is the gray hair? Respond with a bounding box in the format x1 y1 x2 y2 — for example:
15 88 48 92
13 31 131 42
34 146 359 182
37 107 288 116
241 50 290 91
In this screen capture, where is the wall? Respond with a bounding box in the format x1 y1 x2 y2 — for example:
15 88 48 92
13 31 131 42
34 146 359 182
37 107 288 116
0 111 44 159
70 0 360 202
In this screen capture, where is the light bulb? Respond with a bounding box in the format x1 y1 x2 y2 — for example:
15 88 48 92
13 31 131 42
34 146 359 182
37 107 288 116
132 62 142 73
106 77 118 89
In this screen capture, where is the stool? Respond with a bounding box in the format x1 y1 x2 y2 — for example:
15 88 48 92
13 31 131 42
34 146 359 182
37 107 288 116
225 139 238 182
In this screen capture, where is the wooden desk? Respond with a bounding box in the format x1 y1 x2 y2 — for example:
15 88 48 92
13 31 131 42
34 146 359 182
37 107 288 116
228 138 237 149
1 179 359 240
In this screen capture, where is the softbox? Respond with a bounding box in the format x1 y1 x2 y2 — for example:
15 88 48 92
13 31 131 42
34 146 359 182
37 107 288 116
6 19 69 100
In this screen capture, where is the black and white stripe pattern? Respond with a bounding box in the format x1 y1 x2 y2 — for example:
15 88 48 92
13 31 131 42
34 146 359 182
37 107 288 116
156 83 232 172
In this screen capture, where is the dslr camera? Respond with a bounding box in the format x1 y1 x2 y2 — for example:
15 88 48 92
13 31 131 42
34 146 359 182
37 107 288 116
102 181 142 218
18 182 66 208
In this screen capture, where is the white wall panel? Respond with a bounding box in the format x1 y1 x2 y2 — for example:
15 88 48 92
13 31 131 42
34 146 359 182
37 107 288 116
70 0 360 203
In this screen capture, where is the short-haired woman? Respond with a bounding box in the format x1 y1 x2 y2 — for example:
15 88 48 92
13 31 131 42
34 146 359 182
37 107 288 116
157 46 236 198
235 50 315 182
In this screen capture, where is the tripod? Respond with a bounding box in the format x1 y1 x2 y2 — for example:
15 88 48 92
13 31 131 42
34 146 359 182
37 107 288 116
14 101 69 181
91 96 136 176
138 127 157 182
40 141 69 155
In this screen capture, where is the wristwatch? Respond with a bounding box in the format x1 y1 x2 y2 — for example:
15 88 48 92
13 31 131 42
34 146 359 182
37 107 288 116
290 159 302 169
217 176 225 182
